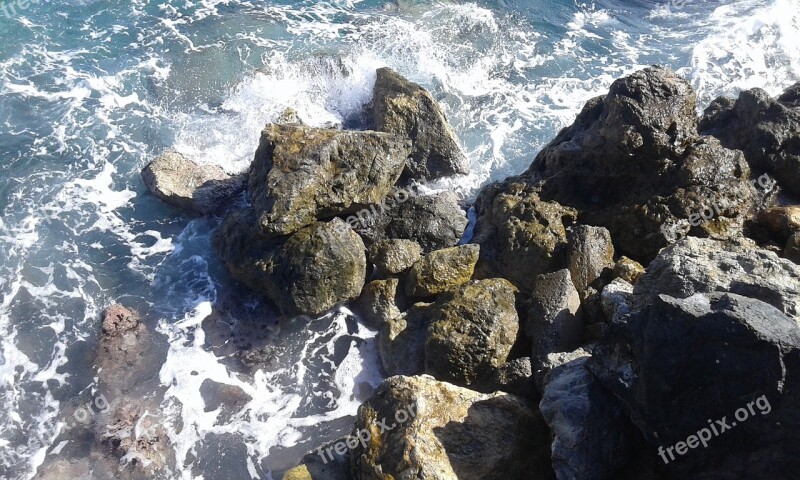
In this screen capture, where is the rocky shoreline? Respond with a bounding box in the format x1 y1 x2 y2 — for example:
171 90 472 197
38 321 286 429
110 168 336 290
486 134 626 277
40 65 800 479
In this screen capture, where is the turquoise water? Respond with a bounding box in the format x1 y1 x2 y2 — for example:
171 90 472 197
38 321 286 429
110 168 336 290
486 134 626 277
0 0 797 478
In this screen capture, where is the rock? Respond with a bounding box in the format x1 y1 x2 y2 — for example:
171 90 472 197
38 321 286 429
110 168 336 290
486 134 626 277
635 236 800 321
141 150 245 214
276 107 304 125
527 269 583 365
472 180 577 288
537 347 592 391
566 225 615 292
366 239 422 275
378 302 432 376
213 212 367 317
286 437 351 480
370 67 468 180
755 206 800 242
357 192 468 254
589 292 800 479
700 81 800 195
613 256 646 285
350 375 553 480
248 124 411 238
199 379 252 422
518 67 755 262
786 233 800 264
96 305 159 397
478 356 537 399
540 356 630 480
352 278 404 330
601 278 634 324
405 244 479 298
425 278 519 387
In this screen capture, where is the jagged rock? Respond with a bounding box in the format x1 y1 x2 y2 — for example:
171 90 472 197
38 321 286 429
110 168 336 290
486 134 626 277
786 233 800 264
566 225 615 292
516 67 755 263
601 278 634 324
367 239 422 275
537 348 592 391
276 107 304 125
199 379 252 422
613 256 646 285
378 302 432 376
425 278 519 387
590 292 800 479
350 375 553 480
405 244 479 298
352 278 404 330
540 356 631 480
141 150 245 214
370 67 468 180
357 192 468 254
213 212 367 317
472 181 577 288
700 81 800 195
527 269 583 365
248 124 411 237
96 305 159 397
635 236 800 321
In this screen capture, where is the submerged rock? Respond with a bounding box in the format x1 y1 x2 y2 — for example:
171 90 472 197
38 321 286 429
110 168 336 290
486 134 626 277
370 67 468 180
350 375 553 480
141 150 245 214
425 278 519 387
404 243 479 298
249 124 411 238
214 212 367 317
700 81 800 195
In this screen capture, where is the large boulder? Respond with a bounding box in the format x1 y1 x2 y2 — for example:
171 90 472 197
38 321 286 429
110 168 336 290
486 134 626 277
248 124 411 238
424 278 519 387
405 244 479 298
472 181 577 289
540 356 631 480
566 225 615 293
141 150 245 214
350 375 553 480
635 237 800 321
357 192 468 254
514 66 756 263
213 211 367 317
370 67 468 180
590 292 800 479
367 239 422 276
700 81 800 195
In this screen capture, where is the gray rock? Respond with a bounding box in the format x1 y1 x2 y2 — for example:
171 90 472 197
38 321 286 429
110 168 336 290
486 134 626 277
479 356 537 399
284 436 350 480
350 375 554 480
371 67 469 180
213 212 367 317
367 238 422 275
378 302 432 376
590 292 800 479
141 150 245 214
601 278 634 324
248 124 411 238
425 278 519 387
405 244 479 298
540 356 630 480
567 225 615 293
700 81 800 195
358 192 468 254
635 236 800 321
527 269 584 363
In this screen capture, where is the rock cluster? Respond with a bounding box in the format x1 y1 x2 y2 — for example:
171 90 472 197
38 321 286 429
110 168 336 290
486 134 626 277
140 65 800 480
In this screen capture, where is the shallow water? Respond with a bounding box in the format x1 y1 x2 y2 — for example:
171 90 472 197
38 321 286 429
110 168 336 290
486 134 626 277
0 0 797 478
